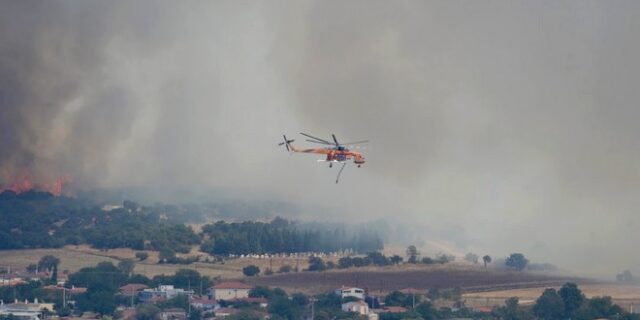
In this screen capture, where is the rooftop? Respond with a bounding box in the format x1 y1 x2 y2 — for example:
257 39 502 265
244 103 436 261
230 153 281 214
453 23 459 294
211 282 253 290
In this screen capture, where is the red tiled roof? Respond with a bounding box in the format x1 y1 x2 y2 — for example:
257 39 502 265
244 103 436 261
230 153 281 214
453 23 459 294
214 308 238 315
120 283 149 292
475 306 493 313
399 288 421 294
344 300 368 306
211 282 253 290
384 306 407 313
42 285 87 293
69 287 87 293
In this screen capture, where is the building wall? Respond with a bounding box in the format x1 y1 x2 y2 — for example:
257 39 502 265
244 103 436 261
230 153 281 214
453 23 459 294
212 288 250 300
342 302 369 315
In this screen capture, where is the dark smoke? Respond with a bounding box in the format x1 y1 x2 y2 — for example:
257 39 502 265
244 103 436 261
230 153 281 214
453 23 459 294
1 1 640 277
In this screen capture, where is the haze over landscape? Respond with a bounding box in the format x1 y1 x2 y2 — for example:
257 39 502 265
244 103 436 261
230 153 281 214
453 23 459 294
2 1 640 279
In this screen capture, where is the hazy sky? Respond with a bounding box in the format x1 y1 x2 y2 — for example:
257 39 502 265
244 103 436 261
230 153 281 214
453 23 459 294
1 1 639 277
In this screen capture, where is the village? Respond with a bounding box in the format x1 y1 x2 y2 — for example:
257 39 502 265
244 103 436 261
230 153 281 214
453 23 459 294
1 254 639 320
0 260 469 320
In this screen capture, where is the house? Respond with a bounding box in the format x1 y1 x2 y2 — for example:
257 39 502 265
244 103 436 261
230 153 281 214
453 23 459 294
140 285 194 302
43 285 88 294
342 300 369 315
334 286 365 300
213 307 238 317
0 274 25 286
160 308 186 320
0 299 55 320
208 282 253 300
190 296 219 310
120 283 149 296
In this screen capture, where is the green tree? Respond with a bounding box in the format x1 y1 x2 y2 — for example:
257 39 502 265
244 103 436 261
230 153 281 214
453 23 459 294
307 256 326 271
559 282 584 318
494 297 533 320
291 293 309 306
189 309 202 320
51 263 58 284
384 291 409 306
338 257 353 269
585 296 616 319
406 245 419 264
76 289 117 315
243 265 260 277
367 252 390 266
136 303 161 320
533 288 564 320
38 255 60 271
118 259 135 276
135 252 149 261
158 248 176 263
482 255 492 268
415 302 438 320
390 255 403 264
505 253 529 271
268 295 301 320
26 264 37 273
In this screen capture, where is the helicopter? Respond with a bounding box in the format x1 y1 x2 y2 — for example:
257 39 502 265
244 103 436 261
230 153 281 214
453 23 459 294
278 132 368 183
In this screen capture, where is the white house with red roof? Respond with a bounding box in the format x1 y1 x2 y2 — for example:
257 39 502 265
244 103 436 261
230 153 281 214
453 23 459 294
208 282 253 301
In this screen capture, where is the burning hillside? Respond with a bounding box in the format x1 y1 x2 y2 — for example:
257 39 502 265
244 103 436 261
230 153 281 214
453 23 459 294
0 172 72 196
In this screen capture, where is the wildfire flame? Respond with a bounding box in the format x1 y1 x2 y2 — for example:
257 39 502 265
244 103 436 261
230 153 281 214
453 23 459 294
0 172 72 196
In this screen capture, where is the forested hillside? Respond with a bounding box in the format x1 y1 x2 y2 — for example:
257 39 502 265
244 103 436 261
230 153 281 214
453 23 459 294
0 191 382 254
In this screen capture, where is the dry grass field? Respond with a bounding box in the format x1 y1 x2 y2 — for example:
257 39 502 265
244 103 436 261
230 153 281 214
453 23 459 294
246 264 583 295
0 246 319 280
4 246 638 311
463 283 640 310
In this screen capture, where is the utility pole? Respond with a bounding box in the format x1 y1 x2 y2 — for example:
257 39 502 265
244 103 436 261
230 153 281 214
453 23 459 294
309 298 317 320
412 292 415 309
188 279 192 315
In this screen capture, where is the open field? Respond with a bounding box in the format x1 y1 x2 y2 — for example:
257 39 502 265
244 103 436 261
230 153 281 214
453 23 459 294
246 264 585 295
0 246 319 280
5 247 638 311
463 283 640 310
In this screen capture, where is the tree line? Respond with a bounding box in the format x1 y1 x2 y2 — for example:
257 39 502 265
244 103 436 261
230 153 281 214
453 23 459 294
0 191 383 256
199 217 383 255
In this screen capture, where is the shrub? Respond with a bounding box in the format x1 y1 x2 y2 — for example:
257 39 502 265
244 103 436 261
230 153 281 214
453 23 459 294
243 265 260 277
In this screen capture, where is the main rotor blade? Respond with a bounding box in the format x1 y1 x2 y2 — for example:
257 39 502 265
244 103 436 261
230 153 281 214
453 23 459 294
332 134 339 146
300 132 332 144
342 140 369 145
306 139 332 145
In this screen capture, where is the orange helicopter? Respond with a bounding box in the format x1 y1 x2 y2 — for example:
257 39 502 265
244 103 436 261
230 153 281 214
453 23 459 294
278 132 368 183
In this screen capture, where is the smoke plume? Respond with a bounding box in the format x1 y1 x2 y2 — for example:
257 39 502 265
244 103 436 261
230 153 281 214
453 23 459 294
1 1 640 277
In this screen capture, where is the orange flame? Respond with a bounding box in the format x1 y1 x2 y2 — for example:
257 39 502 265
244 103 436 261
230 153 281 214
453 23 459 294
0 172 72 196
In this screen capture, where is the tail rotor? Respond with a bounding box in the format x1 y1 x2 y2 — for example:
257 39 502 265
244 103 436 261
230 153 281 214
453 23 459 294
278 135 295 151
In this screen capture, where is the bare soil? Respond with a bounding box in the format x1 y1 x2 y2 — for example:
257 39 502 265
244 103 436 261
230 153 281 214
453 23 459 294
245 264 584 295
